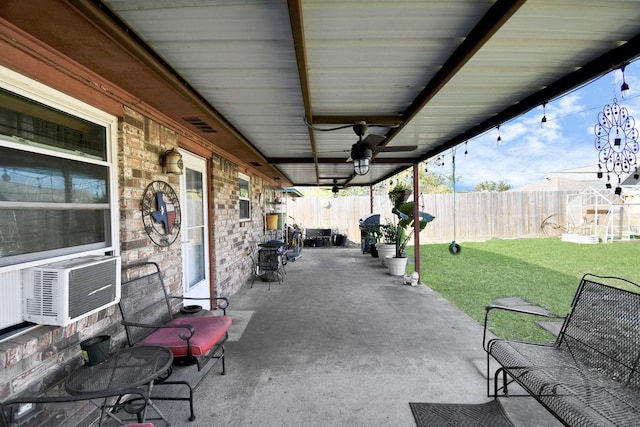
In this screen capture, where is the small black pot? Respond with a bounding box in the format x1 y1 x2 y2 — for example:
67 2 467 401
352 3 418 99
369 243 379 258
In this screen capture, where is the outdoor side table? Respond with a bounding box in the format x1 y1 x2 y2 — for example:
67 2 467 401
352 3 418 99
65 345 173 426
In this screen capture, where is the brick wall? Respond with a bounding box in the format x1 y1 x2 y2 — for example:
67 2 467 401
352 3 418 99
119 106 183 295
0 307 121 424
211 157 267 295
0 107 184 424
0 106 270 424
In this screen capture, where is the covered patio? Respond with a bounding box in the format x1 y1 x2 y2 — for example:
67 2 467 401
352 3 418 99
2 2 640 425
145 247 561 427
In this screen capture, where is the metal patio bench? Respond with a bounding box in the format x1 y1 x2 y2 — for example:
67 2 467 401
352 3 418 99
483 273 640 427
119 262 232 421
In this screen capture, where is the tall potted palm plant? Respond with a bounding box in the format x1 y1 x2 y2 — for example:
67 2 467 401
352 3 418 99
386 184 435 275
393 201 434 256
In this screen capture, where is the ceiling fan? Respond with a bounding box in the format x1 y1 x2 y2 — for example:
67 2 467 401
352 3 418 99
347 121 417 175
309 119 418 175
331 179 340 197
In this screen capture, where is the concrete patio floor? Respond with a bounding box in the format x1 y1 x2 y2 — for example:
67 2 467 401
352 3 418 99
146 246 562 427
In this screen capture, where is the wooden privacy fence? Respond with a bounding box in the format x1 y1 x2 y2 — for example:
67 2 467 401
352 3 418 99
285 191 572 245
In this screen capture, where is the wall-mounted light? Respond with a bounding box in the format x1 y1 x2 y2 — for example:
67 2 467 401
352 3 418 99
161 149 184 175
351 144 373 176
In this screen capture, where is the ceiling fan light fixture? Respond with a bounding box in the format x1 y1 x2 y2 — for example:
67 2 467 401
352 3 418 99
351 144 373 176
354 158 370 175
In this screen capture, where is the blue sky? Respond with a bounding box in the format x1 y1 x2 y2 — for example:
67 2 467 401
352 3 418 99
432 61 640 192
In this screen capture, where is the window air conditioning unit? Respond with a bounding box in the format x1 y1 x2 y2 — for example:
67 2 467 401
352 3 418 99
23 255 121 326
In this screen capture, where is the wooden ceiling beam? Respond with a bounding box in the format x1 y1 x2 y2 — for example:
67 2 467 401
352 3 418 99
268 157 414 164
288 0 320 184
311 115 405 126
384 0 527 146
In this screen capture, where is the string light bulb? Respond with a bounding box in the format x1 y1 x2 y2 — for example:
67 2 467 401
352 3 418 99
621 65 630 98
496 125 502 145
541 102 547 128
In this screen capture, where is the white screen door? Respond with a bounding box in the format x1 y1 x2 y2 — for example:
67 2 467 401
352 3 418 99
180 151 211 309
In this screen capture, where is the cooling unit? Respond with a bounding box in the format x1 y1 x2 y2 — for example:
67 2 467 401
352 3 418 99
23 255 121 326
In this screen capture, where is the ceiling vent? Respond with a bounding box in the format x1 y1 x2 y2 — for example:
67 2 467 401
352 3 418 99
183 117 217 133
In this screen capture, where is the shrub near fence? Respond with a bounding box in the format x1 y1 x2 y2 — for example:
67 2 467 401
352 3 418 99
285 191 572 245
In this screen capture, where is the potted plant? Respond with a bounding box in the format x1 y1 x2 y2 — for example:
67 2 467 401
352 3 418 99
376 223 397 266
388 181 412 207
365 224 382 257
386 201 435 276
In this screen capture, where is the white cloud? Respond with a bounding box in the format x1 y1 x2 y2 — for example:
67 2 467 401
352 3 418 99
427 67 640 192
448 92 603 190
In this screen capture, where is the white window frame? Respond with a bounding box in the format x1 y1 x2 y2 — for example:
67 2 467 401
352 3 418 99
0 66 119 332
239 173 251 222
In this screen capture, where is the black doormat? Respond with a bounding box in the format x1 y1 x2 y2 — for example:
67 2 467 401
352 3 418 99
409 400 515 427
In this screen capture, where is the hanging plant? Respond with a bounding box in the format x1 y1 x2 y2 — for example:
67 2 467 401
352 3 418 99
388 181 412 208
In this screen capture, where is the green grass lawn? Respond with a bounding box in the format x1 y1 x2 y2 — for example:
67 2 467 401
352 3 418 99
411 238 640 343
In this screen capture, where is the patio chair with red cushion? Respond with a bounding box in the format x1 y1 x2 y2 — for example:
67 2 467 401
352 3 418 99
119 262 231 373
118 262 232 422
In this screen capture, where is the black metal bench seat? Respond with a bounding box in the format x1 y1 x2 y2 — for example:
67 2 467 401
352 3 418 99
484 274 640 427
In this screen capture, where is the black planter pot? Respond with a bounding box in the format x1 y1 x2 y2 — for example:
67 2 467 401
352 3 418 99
369 243 379 258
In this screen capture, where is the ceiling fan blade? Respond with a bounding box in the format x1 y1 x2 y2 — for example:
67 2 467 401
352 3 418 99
361 134 386 146
377 145 418 152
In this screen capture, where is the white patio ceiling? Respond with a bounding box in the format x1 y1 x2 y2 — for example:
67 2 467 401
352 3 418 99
99 1 640 188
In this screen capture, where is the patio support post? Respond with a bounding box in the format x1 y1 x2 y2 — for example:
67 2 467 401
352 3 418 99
369 183 373 213
413 164 421 275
